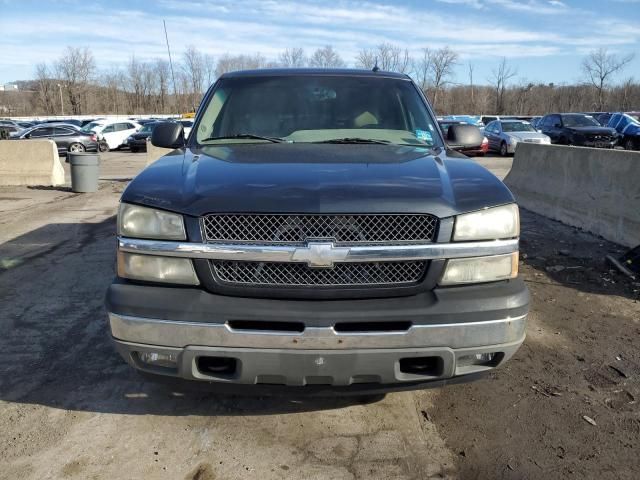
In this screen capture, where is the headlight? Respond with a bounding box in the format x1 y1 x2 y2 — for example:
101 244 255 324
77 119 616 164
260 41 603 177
453 204 519 241
118 203 186 240
507 136 518 145
117 251 199 285
440 253 518 286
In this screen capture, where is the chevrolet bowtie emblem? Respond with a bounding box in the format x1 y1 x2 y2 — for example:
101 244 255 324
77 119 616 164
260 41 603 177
292 242 350 268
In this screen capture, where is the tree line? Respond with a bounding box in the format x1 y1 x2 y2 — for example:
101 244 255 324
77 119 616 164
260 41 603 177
0 44 637 117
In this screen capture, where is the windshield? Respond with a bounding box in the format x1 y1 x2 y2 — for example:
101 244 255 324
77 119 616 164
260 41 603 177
81 122 102 132
502 121 535 132
561 115 599 127
194 75 441 147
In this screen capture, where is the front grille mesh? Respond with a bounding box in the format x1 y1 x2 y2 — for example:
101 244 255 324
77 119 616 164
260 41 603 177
202 214 438 244
211 260 427 287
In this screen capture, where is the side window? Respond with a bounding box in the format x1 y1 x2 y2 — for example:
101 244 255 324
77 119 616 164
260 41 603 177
102 125 115 133
549 115 560 127
31 127 54 137
126 123 137 130
54 127 74 136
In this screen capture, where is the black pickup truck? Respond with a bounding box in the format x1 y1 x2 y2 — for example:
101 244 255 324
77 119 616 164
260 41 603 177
106 69 528 394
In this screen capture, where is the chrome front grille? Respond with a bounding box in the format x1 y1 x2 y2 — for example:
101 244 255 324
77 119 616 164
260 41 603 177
201 214 438 245
211 260 428 287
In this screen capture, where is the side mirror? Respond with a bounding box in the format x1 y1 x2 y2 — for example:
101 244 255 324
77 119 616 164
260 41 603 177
447 124 483 151
151 122 185 148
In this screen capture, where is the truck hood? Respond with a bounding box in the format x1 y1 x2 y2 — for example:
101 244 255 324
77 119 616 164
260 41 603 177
122 144 514 219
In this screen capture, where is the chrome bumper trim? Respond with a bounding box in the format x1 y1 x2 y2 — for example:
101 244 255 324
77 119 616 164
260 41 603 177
118 237 519 263
109 312 527 350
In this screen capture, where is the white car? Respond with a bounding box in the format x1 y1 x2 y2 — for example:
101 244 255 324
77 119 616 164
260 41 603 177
81 120 141 150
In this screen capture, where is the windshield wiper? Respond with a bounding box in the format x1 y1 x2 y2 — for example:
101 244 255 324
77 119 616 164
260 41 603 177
313 137 392 145
201 134 286 143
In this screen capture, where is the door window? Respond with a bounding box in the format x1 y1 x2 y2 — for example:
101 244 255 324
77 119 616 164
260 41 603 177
102 125 115 133
31 127 54 137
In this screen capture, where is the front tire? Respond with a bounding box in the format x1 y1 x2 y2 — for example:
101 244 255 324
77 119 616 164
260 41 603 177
68 142 85 153
500 142 508 157
130 146 139 153
624 138 636 151
99 142 109 152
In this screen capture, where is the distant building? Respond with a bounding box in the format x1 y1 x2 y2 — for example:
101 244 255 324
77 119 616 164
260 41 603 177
0 84 19 92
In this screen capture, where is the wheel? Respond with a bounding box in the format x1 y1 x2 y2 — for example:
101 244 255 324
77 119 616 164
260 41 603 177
130 146 139 153
99 142 109 152
500 142 508 157
624 138 635 151
68 142 85 153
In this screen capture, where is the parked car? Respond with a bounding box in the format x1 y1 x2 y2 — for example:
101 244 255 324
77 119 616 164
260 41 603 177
442 115 482 127
439 120 488 156
538 113 618 148
11 124 98 154
607 113 640 151
177 119 194 137
484 119 551 156
81 120 141 150
106 69 528 393
39 122 82 131
125 122 160 152
2 124 23 137
529 116 542 130
0 119 20 128
594 113 614 127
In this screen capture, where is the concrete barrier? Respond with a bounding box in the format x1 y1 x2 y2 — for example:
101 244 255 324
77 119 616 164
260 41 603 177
504 143 640 247
0 140 65 186
146 139 173 166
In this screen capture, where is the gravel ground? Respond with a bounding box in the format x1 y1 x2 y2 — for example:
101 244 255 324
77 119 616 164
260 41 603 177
0 151 637 479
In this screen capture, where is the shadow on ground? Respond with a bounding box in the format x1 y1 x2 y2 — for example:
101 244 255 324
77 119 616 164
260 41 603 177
0 217 383 417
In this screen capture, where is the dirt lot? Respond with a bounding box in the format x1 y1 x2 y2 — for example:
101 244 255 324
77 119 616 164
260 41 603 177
0 152 638 480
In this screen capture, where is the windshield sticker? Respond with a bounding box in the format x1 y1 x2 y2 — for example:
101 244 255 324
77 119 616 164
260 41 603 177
415 129 432 142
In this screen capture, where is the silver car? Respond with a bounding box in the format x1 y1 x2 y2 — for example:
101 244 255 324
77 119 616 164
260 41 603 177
484 120 551 156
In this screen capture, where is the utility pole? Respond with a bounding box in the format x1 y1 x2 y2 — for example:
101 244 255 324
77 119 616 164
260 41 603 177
57 83 64 116
163 20 178 112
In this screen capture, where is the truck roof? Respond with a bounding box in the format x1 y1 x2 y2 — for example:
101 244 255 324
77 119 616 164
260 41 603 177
220 68 411 80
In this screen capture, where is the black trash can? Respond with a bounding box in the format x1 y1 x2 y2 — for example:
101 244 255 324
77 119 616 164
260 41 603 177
69 152 100 193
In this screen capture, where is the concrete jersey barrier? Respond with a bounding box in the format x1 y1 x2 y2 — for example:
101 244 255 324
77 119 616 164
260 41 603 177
0 139 65 186
504 143 640 247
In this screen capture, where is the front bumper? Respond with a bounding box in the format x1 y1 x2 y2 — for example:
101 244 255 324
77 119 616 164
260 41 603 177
106 279 528 390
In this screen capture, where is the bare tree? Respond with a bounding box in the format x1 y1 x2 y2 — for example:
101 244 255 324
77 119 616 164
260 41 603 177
154 60 170 113
279 48 307 67
215 53 269 77
355 43 411 73
34 63 57 115
183 45 205 111
489 57 517 114
582 48 635 110
429 47 458 109
309 46 345 68
203 54 216 88
55 46 95 114
412 48 432 92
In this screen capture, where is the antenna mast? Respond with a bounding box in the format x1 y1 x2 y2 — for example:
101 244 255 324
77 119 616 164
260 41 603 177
163 20 178 102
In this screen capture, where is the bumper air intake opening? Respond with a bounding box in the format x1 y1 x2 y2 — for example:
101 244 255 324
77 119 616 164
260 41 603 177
457 352 504 368
227 320 305 333
399 356 444 376
197 356 237 377
334 321 412 333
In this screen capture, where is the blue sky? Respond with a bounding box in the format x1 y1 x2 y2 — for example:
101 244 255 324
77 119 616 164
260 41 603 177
0 0 639 85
